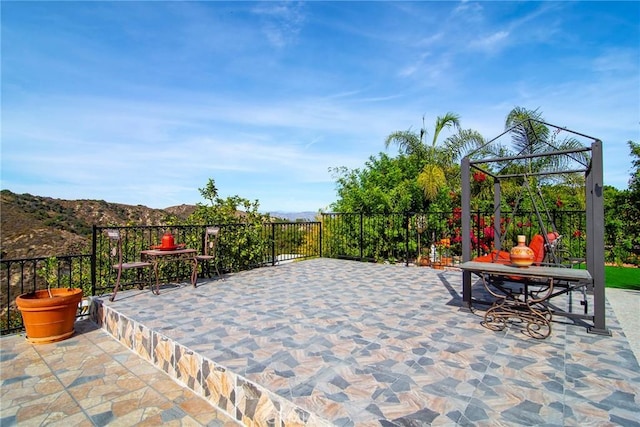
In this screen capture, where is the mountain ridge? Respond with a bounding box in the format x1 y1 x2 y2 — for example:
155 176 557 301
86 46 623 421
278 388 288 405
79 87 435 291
0 190 193 259
0 190 321 259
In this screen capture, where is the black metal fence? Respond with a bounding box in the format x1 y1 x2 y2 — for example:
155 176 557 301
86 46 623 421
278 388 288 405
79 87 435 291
1 221 321 335
320 210 588 265
0 211 590 335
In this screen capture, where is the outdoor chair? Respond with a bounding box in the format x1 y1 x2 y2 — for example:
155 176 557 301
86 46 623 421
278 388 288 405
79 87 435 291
191 226 223 286
106 229 153 302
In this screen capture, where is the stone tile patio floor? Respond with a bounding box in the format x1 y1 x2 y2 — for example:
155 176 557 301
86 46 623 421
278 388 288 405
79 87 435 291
1 258 639 426
0 319 239 426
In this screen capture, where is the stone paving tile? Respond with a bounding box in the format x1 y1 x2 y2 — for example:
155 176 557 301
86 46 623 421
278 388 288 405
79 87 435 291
0 319 239 426
94 258 640 426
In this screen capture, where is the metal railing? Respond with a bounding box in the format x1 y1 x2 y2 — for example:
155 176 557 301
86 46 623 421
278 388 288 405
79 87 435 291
91 222 321 296
1 222 321 335
0 211 590 335
320 210 588 265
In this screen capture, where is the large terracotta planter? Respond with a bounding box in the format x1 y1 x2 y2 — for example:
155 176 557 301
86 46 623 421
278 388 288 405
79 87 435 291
16 288 83 344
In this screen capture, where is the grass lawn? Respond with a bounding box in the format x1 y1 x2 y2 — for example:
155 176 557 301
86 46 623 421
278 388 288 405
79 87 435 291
603 265 640 290
576 264 639 290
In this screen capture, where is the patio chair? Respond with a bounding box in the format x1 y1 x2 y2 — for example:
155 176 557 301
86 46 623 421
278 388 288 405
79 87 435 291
191 226 223 286
106 229 153 302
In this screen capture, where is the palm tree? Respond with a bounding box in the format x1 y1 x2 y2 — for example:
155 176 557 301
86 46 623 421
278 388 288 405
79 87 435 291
482 106 592 220
501 107 589 183
385 112 485 201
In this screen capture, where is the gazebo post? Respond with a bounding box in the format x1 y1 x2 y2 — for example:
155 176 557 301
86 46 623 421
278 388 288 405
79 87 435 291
587 140 610 335
462 156 472 304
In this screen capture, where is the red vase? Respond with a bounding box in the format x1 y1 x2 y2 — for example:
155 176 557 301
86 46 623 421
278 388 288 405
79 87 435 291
510 235 535 267
161 233 175 248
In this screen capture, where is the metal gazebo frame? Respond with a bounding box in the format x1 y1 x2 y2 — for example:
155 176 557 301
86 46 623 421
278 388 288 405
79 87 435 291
460 118 609 335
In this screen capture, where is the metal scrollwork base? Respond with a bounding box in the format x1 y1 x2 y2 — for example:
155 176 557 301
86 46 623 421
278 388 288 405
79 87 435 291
480 273 554 339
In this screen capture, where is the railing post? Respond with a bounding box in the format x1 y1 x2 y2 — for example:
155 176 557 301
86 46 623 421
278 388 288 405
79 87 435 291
359 213 364 261
405 212 410 266
91 225 97 296
271 223 276 266
319 219 323 258
3 261 11 332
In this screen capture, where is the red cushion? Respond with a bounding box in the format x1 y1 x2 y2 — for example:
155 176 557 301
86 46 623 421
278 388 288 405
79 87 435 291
473 249 511 264
473 234 547 265
529 234 545 264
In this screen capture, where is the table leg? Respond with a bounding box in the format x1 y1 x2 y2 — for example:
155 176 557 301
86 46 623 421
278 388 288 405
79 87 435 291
480 274 554 339
191 258 198 287
153 261 160 295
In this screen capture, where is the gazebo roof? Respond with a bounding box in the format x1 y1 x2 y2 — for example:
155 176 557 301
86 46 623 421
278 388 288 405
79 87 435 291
466 118 601 180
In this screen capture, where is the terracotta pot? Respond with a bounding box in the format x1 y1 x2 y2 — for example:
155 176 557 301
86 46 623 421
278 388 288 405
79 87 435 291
510 235 535 267
441 256 453 266
16 288 83 344
417 257 431 267
432 262 444 270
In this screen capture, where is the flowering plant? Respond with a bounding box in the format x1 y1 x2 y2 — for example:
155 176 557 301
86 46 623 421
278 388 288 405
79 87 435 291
435 237 451 259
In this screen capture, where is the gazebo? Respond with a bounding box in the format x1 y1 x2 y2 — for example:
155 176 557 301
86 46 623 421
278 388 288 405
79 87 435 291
460 118 608 336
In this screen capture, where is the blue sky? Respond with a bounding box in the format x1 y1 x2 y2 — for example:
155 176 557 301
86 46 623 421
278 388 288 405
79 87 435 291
2 1 638 212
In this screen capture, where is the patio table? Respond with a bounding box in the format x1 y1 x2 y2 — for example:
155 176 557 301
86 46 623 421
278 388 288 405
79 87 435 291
140 248 197 294
459 261 593 338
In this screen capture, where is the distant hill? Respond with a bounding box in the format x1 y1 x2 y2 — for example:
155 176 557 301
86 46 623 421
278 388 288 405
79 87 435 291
0 190 195 259
269 211 319 222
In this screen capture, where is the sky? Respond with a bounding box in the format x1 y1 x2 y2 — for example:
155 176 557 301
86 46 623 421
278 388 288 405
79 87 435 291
2 1 639 213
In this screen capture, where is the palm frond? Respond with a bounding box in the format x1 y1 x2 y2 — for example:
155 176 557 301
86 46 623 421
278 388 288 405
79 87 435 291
444 129 486 162
432 112 461 147
384 130 424 157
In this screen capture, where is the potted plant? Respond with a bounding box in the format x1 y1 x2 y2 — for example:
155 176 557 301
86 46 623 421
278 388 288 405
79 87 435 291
416 252 431 267
15 256 83 344
435 238 453 267
415 216 429 266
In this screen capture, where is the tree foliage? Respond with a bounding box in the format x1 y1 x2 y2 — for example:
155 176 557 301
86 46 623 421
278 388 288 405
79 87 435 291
185 178 271 271
333 112 485 214
603 141 640 265
331 108 639 266
383 112 484 203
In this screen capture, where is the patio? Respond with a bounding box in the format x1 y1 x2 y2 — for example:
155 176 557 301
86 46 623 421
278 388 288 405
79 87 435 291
3 258 640 426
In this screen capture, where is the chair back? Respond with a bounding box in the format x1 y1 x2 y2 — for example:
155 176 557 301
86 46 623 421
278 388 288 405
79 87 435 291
530 232 563 266
106 229 124 266
203 227 220 257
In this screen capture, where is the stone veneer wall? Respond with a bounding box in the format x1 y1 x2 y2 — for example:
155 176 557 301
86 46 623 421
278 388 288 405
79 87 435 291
89 297 332 427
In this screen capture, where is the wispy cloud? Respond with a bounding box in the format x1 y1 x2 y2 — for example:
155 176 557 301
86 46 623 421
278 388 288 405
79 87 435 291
2 1 638 211
469 30 510 53
251 1 306 48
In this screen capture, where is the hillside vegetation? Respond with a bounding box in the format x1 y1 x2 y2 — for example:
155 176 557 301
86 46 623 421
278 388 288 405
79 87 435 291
0 190 195 259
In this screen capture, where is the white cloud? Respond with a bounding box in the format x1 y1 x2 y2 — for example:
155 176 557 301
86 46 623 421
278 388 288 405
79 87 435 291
2 1 637 210
469 30 510 52
251 1 307 48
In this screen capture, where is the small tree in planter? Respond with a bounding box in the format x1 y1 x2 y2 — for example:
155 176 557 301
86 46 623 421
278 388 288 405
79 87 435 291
15 256 83 344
